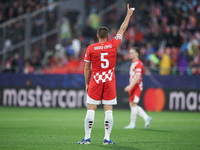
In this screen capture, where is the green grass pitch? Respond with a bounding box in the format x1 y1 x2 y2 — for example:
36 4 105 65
0 107 200 150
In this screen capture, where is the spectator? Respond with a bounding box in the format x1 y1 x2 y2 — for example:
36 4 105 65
177 51 189 75
24 61 34 74
181 38 188 52
3 56 12 72
0 0 200 75
159 48 172 75
31 56 41 71
145 43 155 63
11 53 23 73
60 18 72 45
65 40 75 57
55 43 65 58
187 35 198 58
134 26 144 45
87 8 101 30
71 37 81 58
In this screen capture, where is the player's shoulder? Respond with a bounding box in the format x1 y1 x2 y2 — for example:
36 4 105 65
88 43 96 48
87 43 98 49
109 34 122 42
136 59 143 67
137 59 143 64
138 59 143 66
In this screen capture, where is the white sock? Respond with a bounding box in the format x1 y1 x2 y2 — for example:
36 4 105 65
104 110 113 141
84 110 95 139
137 105 148 120
130 106 137 126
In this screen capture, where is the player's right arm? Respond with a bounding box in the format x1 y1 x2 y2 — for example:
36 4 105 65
117 4 134 37
124 74 141 92
84 61 91 92
84 46 92 92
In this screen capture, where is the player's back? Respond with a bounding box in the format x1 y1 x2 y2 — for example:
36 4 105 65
89 42 117 73
85 34 122 74
84 34 122 83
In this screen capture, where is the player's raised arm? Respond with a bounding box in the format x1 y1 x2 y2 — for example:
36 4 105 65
117 4 134 37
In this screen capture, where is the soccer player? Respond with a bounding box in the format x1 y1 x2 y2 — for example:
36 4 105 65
124 47 152 129
78 4 134 145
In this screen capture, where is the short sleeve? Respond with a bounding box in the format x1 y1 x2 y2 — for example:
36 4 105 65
135 62 143 75
110 34 122 47
84 46 91 62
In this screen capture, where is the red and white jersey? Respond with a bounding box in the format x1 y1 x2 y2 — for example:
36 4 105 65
84 34 122 83
129 59 143 90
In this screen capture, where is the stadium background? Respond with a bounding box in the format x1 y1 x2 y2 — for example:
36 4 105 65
0 1 200 150
0 0 199 111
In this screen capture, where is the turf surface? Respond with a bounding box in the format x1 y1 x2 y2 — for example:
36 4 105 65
0 107 200 150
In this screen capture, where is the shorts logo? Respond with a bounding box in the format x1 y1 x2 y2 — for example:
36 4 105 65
143 88 165 112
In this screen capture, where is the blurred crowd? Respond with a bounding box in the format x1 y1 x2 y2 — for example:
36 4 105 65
116 0 200 75
0 0 200 75
0 0 50 23
0 0 57 46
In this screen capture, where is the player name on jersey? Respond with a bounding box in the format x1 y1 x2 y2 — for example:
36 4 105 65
94 44 112 50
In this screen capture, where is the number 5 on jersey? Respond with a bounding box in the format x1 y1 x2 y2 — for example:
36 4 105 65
101 53 109 68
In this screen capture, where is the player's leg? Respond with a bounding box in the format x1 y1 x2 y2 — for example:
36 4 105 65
125 86 152 129
134 85 152 128
78 80 103 144
103 104 115 145
84 104 97 139
102 81 116 145
124 100 138 129
125 86 140 129
137 105 152 128
131 86 152 128
78 104 97 144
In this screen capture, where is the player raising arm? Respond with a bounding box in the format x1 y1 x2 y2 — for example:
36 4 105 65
117 4 134 37
78 4 134 145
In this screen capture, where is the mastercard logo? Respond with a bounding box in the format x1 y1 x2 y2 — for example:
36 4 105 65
143 88 165 112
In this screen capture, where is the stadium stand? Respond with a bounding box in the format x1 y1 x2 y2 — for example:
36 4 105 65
0 0 199 75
